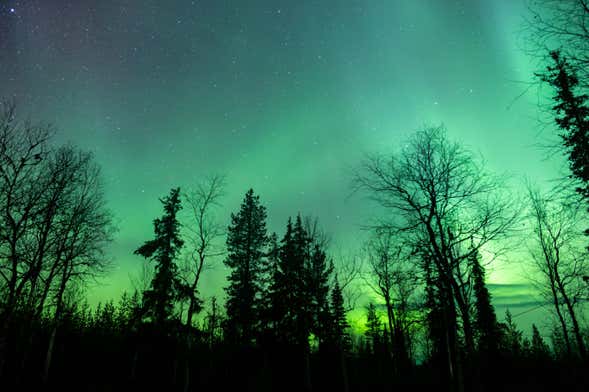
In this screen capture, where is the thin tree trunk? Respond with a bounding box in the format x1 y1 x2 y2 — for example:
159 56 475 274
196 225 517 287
339 347 349 392
383 292 396 370
549 278 572 356
560 289 586 358
303 349 312 392
442 284 463 392
130 349 138 380
42 326 57 384
42 258 70 384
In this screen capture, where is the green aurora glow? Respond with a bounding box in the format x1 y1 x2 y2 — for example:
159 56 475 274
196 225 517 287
0 0 564 331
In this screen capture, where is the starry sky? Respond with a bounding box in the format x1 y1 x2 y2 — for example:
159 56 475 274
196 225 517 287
0 1 564 331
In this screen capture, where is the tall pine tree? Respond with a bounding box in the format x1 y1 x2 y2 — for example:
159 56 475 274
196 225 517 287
273 216 312 347
330 276 351 352
223 189 268 345
538 50 589 238
134 188 185 329
469 249 500 353
501 309 523 357
307 243 333 347
530 324 550 360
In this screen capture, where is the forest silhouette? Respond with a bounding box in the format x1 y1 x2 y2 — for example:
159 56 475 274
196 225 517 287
2 1 589 391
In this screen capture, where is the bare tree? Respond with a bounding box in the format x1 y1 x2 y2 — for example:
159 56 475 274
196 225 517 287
353 125 519 391
524 0 589 87
181 174 225 329
526 185 588 358
42 147 114 383
0 101 52 322
0 101 116 382
332 248 363 312
363 230 420 371
303 215 331 250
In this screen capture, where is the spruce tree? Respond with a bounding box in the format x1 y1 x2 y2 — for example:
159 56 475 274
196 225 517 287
292 215 313 347
539 50 589 237
330 277 351 351
134 187 185 328
501 309 523 357
530 324 550 360
269 219 293 344
223 189 268 345
307 243 333 346
274 216 313 346
423 255 446 362
469 249 499 352
258 232 280 341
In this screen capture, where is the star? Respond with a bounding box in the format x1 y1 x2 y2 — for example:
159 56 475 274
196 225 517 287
9 8 15 14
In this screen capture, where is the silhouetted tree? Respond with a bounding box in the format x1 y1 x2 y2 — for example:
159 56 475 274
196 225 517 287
470 249 500 353
530 324 551 360
364 303 382 355
182 175 225 329
525 0 589 88
0 101 51 327
330 276 351 351
354 125 519 392
365 229 421 371
204 297 222 349
134 188 185 328
527 186 587 358
258 232 280 340
537 51 589 231
307 243 333 347
223 189 268 345
501 309 524 357
273 216 312 347
329 276 351 392
0 102 115 379
41 147 114 383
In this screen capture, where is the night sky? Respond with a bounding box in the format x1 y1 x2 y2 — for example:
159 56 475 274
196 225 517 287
0 1 561 329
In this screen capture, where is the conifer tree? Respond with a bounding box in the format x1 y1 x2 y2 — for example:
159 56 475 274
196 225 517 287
223 189 268 345
365 303 382 355
501 309 523 357
539 51 589 195
258 232 280 340
469 249 499 352
307 243 333 346
538 50 589 238
273 216 313 346
530 324 550 360
330 277 351 351
423 255 446 362
134 188 185 328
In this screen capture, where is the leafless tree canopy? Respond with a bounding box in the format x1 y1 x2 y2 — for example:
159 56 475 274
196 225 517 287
363 230 421 364
0 101 114 321
180 174 226 327
353 125 518 264
354 125 520 374
524 0 589 87
526 185 588 357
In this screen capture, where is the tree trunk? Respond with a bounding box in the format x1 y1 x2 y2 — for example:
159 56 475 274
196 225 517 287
43 258 70 384
442 284 463 392
549 280 572 356
560 289 586 358
42 325 57 385
303 349 312 392
383 292 396 369
339 346 349 392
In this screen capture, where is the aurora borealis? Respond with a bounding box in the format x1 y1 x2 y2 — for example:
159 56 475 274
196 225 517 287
0 1 563 329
